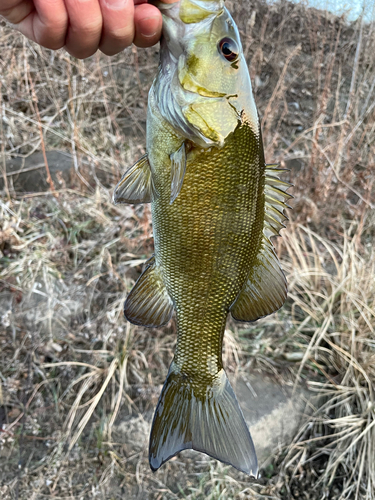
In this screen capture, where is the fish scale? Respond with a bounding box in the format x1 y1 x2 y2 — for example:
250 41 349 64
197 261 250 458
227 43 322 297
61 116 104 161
113 0 291 477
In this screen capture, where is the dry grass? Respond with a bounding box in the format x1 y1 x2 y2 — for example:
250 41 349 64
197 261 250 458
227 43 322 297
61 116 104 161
277 223 375 499
1 0 375 498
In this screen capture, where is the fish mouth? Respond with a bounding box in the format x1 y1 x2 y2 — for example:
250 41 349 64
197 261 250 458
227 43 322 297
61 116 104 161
152 0 224 45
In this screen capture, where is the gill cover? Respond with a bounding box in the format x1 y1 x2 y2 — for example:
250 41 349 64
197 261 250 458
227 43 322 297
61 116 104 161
152 0 259 146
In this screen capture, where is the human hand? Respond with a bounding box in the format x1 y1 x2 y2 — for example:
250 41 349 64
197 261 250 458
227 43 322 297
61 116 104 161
0 0 175 59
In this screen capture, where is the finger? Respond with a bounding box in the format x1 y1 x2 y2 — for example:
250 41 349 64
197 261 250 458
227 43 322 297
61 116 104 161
133 3 162 48
1 0 68 50
0 0 34 25
98 0 134 56
64 0 103 59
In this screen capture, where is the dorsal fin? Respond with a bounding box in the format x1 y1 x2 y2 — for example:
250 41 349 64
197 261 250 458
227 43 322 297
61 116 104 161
113 154 158 205
263 164 293 239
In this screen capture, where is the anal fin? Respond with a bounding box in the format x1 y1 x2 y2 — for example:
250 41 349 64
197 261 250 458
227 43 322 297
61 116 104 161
125 256 173 327
231 238 287 322
149 363 258 477
113 154 158 205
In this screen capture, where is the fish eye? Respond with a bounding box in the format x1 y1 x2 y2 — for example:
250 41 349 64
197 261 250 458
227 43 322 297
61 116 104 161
218 37 239 62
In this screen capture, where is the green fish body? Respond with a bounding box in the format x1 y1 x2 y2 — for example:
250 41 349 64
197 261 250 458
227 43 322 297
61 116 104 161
114 0 291 477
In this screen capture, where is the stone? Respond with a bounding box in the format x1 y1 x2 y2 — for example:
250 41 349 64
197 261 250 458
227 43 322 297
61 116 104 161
284 157 303 173
234 374 309 465
0 151 74 193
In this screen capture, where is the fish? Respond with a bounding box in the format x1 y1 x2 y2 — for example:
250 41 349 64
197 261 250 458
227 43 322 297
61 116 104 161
113 0 291 477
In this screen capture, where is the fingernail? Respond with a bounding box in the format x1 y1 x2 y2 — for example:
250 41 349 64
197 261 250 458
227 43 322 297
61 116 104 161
138 16 160 38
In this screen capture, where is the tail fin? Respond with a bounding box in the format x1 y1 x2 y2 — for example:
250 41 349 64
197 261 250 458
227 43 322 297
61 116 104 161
149 363 258 477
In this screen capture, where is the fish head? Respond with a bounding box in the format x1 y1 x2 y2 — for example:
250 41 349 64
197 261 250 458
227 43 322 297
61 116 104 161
153 0 259 146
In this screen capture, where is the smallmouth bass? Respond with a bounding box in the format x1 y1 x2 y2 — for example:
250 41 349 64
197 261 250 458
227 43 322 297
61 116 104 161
114 0 291 477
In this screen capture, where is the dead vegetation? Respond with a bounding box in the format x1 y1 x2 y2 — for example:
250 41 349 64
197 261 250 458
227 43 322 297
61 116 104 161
0 0 375 498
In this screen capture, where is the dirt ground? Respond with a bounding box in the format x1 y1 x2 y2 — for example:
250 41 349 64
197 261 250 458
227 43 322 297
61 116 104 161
1 0 375 498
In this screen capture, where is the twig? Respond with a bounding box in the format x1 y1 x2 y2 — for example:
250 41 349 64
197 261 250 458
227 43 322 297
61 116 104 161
261 43 301 132
15 352 33 500
344 19 364 120
0 89 11 201
27 70 56 195
335 17 364 175
4 163 47 177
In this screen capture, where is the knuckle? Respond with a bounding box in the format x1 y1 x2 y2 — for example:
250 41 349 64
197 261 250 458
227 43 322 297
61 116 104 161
99 47 120 56
68 46 98 59
35 25 68 50
1 7 27 24
109 28 132 44
135 36 159 49
43 39 66 50
37 26 68 48
98 27 134 55
79 20 102 38
51 20 68 34
0 7 12 19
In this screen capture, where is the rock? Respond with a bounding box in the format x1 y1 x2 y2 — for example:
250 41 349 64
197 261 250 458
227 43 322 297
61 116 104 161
234 374 309 465
0 277 85 337
284 158 303 173
0 151 74 193
20 280 85 335
115 415 150 451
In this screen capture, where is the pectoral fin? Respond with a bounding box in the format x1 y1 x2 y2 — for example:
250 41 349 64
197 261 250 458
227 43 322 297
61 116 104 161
230 238 287 322
113 154 158 205
170 142 187 204
125 257 173 327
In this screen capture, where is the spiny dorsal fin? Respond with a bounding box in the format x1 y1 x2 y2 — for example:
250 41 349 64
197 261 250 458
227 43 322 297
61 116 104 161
263 164 293 239
230 237 287 322
125 256 173 327
170 142 187 204
113 154 158 205
149 363 258 477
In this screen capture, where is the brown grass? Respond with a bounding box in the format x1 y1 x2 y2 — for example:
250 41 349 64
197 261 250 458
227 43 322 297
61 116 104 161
1 0 375 498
